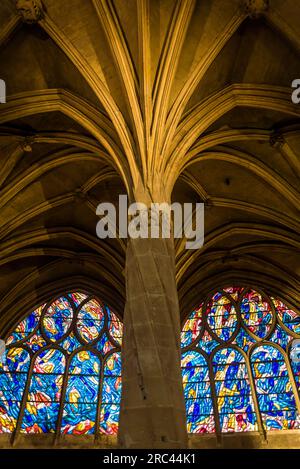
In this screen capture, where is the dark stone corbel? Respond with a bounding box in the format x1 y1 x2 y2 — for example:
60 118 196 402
242 0 269 18
270 132 285 149
20 136 35 152
14 0 45 24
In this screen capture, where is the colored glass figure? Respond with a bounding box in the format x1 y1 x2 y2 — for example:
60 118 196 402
207 293 238 341
241 290 273 339
251 345 300 430
272 298 300 335
68 292 88 307
77 299 104 343
0 348 30 433
6 305 44 345
181 305 203 348
213 348 258 432
223 287 244 301
106 306 123 346
100 352 122 435
21 349 66 433
232 327 256 352
61 351 100 435
181 351 215 433
182 286 300 435
196 330 219 355
269 325 291 350
2 286 300 437
43 297 73 341
1 292 122 436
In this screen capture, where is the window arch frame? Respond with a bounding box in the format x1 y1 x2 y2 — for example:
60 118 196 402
181 284 300 438
1 289 123 443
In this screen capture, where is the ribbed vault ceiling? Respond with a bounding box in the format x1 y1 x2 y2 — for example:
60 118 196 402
0 0 299 332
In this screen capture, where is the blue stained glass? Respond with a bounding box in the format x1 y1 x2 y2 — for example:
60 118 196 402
102 377 122 404
211 291 223 302
65 375 99 403
232 327 256 352
207 296 238 341
62 351 100 435
252 359 288 378
272 298 300 335
261 410 300 430
181 350 207 369
182 287 300 435
215 378 251 395
181 306 203 347
213 348 245 365
213 348 257 432
21 402 60 433
23 331 47 353
68 351 100 375
185 398 214 416
106 306 123 346
60 332 82 354
33 349 66 374
181 350 214 433
104 352 122 377
0 400 21 433
5 348 30 373
217 395 255 414
240 290 273 339
1 291 123 436
6 306 43 344
186 411 215 433
68 292 88 308
21 349 65 434
184 382 211 399
268 325 292 350
0 348 30 434
95 333 114 356
61 403 97 434
222 287 244 301
251 344 282 362
196 331 219 354
219 411 258 432
251 345 297 431
257 392 296 411
290 354 300 391
77 299 104 343
100 404 120 435
0 373 28 401
182 366 210 383
255 377 292 394
43 297 73 341
28 374 63 402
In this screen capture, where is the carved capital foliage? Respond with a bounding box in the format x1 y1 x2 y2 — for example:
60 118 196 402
242 0 269 18
14 0 44 24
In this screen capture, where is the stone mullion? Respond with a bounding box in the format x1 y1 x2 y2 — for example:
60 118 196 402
54 355 72 445
94 359 105 443
207 356 222 443
11 352 36 445
244 351 266 440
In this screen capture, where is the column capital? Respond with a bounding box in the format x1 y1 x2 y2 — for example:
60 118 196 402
14 0 45 24
242 0 269 18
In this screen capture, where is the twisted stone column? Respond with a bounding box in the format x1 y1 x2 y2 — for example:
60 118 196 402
118 236 187 448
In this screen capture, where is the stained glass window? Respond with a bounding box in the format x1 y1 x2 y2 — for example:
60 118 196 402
182 287 300 435
0 292 123 438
